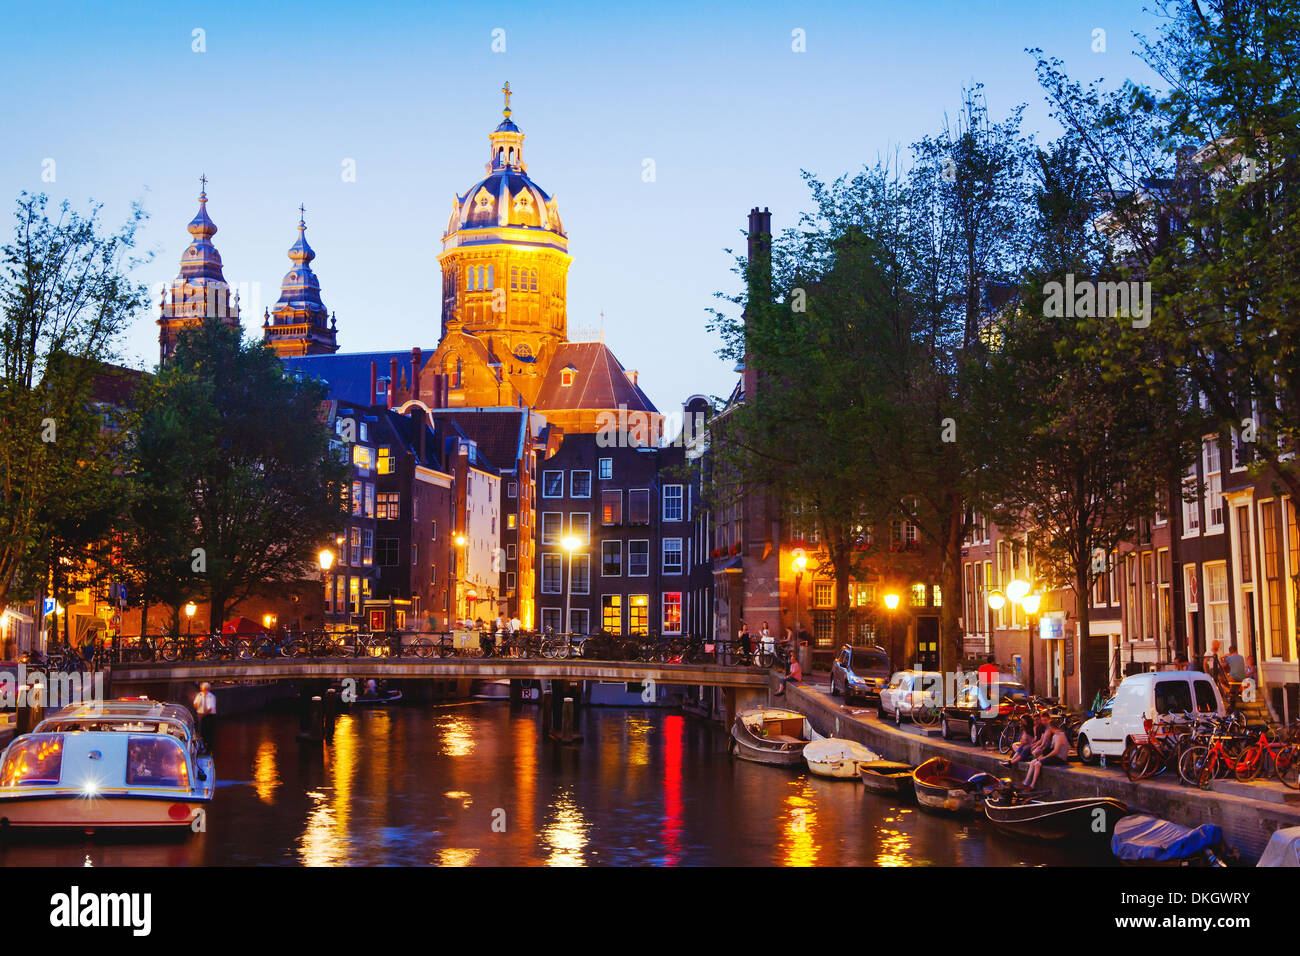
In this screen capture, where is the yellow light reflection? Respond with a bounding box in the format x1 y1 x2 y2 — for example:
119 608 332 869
874 826 914 867
542 788 589 866
253 739 280 804
438 848 480 866
439 715 476 758
780 781 819 867
298 715 358 866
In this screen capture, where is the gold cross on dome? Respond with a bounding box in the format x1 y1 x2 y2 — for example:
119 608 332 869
199 173 207 192
502 81 512 111
299 202 306 222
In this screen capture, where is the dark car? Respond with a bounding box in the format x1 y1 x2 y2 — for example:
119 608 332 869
940 680 1029 745
830 645 891 704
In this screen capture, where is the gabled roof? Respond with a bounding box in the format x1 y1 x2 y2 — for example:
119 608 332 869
426 407 530 472
534 342 658 414
282 350 434 405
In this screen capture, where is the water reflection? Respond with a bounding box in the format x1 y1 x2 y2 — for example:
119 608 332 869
0 702 1114 867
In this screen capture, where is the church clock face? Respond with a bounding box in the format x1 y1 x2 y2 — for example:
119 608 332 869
513 343 533 359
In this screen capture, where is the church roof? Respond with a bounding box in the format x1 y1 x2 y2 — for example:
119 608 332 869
281 349 435 405
534 342 658 414
426 407 530 472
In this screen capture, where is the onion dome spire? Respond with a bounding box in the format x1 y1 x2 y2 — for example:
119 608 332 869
262 205 339 357
179 173 226 282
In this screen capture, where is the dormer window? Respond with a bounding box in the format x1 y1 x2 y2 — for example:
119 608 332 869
561 365 576 387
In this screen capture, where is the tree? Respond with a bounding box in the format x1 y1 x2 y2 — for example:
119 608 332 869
131 319 347 632
0 193 147 619
975 139 1198 702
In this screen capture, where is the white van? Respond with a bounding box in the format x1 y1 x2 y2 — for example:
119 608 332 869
1076 670 1225 764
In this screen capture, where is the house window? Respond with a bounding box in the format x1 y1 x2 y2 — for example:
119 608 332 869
508 482 517 498
602 541 622 576
663 485 683 522
629 540 649 577
1182 460 1201 535
541 554 562 594
1205 562 1229 646
570 512 590 544
377 447 393 475
349 576 360 614
1260 501 1286 658
598 458 613 480
541 512 562 545
662 538 683 574
506 513 516 530
815 582 834 608
629 595 650 635
349 527 361 566
541 608 561 633
1204 439 1224 532
571 471 591 498
351 481 363 516
506 571 516 592
364 484 375 518
571 554 590 595
376 537 398 567
561 368 576 387
662 592 682 635
352 445 373 471
542 471 563 498
629 489 650 525
910 583 926 608
569 608 590 635
601 595 622 634
376 492 400 520
601 490 622 525
507 544 516 560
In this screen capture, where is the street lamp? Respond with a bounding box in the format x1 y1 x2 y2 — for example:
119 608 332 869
452 534 468 622
318 548 335 625
184 602 196 639
883 591 900 671
262 612 277 632
988 580 1040 693
562 536 582 634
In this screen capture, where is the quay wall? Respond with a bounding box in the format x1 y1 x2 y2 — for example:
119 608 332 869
773 675 1300 864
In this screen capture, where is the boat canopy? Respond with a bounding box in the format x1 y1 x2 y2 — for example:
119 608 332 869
0 730 191 792
1110 814 1221 862
1257 826 1300 867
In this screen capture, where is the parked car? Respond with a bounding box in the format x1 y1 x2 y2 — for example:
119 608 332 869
830 645 891 704
879 670 945 725
940 680 1030 744
1075 670 1224 764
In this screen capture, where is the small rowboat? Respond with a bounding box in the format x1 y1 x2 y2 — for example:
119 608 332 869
355 689 403 706
983 788 1127 841
803 738 880 778
729 709 823 767
911 757 999 814
858 760 916 795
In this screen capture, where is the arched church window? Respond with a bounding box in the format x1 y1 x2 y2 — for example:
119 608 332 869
529 269 538 292
510 265 519 291
507 147 514 165
487 265 494 290
446 356 462 388
497 147 505 166
466 267 475 291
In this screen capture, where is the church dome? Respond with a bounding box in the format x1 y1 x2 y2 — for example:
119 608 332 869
442 84 566 253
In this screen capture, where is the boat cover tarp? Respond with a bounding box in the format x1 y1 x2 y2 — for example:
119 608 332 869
1111 813 1221 861
1257 826 1300 867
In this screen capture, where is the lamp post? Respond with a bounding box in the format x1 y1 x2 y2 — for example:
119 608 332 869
562 535 581 634
1020 592 1042 697
988 579 1039 694
454 534 467 622
184 602 196 640
791 552 808 667
883 591 900 671
318 548 335 625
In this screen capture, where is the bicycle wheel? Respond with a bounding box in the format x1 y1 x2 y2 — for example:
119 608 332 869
1178 745 1207 786
1197 751 1220 790
1126 744 1158 781
1234 745 1264 782
1275 744 1300 790
409 638 432 659
914 704 943 730
998 721 1019 755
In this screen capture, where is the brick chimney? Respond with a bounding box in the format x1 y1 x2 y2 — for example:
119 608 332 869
388 357 398 409
411 347 422 403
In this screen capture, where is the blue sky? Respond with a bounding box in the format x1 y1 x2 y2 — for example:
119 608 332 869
0 0 1162 410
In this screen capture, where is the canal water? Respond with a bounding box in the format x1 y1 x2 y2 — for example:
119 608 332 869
0 703 1111 866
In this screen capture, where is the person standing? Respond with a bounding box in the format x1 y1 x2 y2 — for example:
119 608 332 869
737 622 752 662
1224 644 1246 682
193 682 217 754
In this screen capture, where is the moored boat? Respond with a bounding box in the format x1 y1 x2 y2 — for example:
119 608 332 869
729 709 823 767
0 699 214 830
911 756 998 814
1110 813 1225 867
803 738 880 778
858 760 916 795
354 689 403 706
983 787 1128 841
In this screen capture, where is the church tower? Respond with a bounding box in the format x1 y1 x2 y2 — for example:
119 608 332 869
427 83 572 407
157 176 241 365
263 207 340 357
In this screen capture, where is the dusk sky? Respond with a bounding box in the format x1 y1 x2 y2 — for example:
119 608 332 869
2 0 1162 411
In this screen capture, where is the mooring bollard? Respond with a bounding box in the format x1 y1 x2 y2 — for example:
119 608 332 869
308 695 324 742
323 688 339 743
561 697 575 739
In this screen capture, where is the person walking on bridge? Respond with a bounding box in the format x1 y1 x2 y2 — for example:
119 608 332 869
193 682 217 755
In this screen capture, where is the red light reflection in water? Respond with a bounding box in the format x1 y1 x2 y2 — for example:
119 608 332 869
662 714 684 865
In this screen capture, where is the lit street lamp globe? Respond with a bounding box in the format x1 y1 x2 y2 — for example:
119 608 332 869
1019 592 1042 615
184 602 197 619
1006 578 1031 603
318 548 335 572
986 589 1006 611
883 592 900 611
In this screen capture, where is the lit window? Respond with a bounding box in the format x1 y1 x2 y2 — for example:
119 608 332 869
662 593 682 635
352 445 373 471
814 582 834 608
598 458 613 480
602 595 622 634
601 490 622 525
629 595 650 635
377 447 393 474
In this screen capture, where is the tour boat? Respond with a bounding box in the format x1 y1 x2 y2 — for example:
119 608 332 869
729 708 824 767
858 760 916 796
0 699 214 830
355 689 404 706
803 737 880 778
983 787 1128 841
911 757 999 814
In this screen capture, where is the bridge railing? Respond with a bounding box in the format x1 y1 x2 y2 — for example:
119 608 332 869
101 630 775 668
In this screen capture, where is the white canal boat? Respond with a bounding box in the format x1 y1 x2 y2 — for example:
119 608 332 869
803 737 881 778
0 699 214 830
